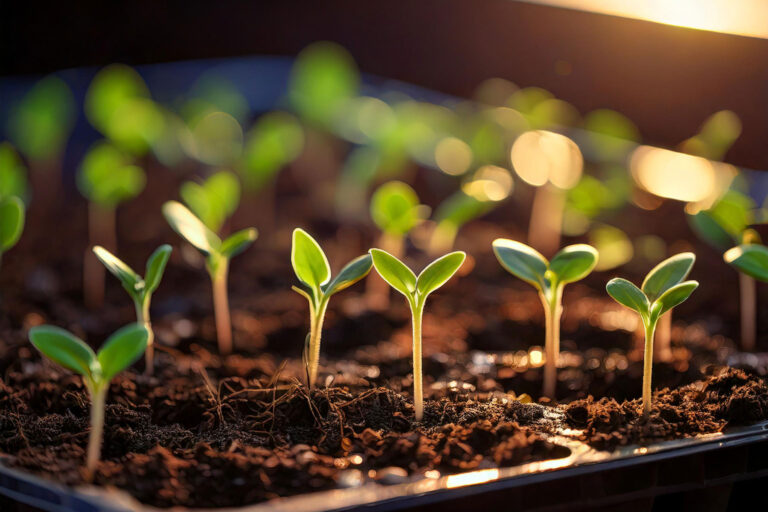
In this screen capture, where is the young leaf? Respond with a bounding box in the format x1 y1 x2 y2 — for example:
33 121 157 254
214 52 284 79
655 281 699 316
369 249 417 296
180 171 241 232
416 251 466 297
291 228 330 291
29 326 98 380
0 196 25 251
606 278 649 316
93 246 142 296
370 181 425 236
491 239 548 290
0 143 29 202
96 324 148 382
163 201 221 254
549 244 599 284
144 244 173 293
323 254 373 296
220 228 258 258
724 244 768 282
641 252 695 301
77 142 146 207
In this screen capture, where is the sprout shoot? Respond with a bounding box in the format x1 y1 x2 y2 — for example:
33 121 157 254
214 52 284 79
367 181 428 309
690 190 760 350
93 245 172 375
492 240 598 398
0 196 25 270
291 228 372 387
370 249 466 421
163 201 256 354
29 324 148 481
180 171 241 233
77 141 146 309
606 253 698 416
428 191 493 256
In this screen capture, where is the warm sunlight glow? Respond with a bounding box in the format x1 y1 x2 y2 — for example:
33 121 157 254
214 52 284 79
520 0 768 39
435 137 473 176
631 146 714 203
510 130 582 189
462 165 514 202
445 469 500 489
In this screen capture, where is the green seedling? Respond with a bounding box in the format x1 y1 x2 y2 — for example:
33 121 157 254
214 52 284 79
7 75 75 164
163 201 257 354
370 249 466 421
78 141 146 309
606 253 698 416
291 229 372 387
0 142 29 202
93 245 172 375
29 323 148 480
85 64 162 156
429 191 493 255
0 196 25 269
241 111 304 191
492 240 598 398
690 189 761 350
289 41 360 127
725 243 768 282
180 171 241 233
368 181 428 309
370 181 427 254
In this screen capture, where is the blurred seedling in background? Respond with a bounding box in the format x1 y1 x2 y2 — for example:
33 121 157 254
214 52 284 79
689 188 762 350
370 249 465 421
29 324 148 481
239 112 304 232
77 141 146 309
0 142 29 203
510 130 584 257
429 191 495 256
6 75 75 208
93 245 172 375
492 240 598 398
291 229 372 387
725 243 768 284
606 253 698 416
180 171 241 233
288 41 360 128
85 64 163 157
163 201 256 354
367 181 429 309
0 196 25 270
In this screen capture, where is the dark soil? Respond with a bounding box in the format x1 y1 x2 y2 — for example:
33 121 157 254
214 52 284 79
0 344 568 508
564 368 768 450
1 166 768 508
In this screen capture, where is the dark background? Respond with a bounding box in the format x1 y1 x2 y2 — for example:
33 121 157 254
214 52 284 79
2 1 767 169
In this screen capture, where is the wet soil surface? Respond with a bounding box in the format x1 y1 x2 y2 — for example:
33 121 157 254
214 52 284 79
2 168 768 507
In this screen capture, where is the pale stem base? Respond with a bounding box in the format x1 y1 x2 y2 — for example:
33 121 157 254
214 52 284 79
307 300 329 388
136 301 154 375
642 321 657 417
85 385 107 482
653 312 672 363
540 291 562 399
212 261 233 355
84 204 116 310
528 183 565 258
740 273 756 351
410 301 424 421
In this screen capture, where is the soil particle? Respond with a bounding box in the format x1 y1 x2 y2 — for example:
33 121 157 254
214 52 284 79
564 368 768 450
